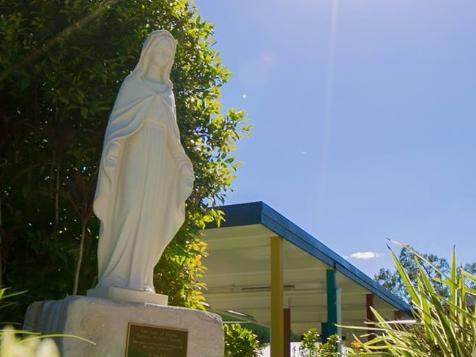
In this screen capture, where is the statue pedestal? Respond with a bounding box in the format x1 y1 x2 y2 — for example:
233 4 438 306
87 287 168 305
24 296 224 357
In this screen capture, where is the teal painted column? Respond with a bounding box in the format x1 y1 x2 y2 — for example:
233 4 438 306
322 269 338 341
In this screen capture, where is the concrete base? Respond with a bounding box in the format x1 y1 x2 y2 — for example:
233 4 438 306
87 286 168 305
24 296 224 357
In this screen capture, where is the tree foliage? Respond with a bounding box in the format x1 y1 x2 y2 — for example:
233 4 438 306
0 0 248 322
374 244 476 301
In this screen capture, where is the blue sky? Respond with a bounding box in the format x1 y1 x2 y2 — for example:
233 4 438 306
195 0 476 276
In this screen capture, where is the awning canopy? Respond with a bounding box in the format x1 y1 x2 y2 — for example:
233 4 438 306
201 202 410 341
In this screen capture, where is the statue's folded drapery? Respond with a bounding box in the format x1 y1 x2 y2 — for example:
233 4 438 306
93 74 194 292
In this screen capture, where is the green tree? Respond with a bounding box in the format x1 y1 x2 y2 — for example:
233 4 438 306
373 244 476 300
0 0 248 322
375 245 476 301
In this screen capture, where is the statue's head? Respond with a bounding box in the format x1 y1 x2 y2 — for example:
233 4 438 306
132 30 177 85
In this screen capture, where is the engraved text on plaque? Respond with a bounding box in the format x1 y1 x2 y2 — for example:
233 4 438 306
126 323 188 357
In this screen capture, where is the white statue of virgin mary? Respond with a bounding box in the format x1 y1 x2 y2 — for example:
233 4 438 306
90 30 194 301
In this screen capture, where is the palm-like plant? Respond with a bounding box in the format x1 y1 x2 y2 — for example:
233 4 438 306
350 243 476 357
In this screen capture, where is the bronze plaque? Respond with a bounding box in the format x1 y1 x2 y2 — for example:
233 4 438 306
126 323 188 357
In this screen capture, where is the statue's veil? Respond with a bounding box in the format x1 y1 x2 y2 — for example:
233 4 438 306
129 30 177 87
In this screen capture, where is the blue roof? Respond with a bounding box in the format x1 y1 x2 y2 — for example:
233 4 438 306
208 201 411 313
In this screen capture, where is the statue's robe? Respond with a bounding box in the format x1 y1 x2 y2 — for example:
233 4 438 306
93 75 194 292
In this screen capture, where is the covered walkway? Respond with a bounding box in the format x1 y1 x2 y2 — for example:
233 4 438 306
201 202 410 356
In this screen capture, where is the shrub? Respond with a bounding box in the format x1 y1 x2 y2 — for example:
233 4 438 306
224 323 261 357
299 328 320 357
299 328 339 357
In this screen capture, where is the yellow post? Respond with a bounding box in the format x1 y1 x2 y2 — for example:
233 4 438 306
270 236 284 357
